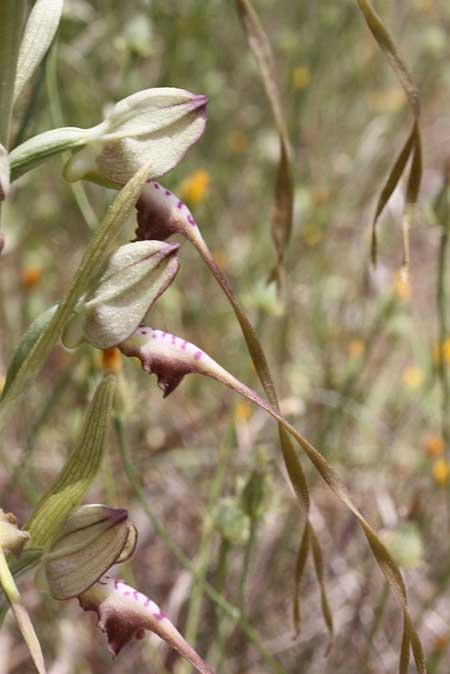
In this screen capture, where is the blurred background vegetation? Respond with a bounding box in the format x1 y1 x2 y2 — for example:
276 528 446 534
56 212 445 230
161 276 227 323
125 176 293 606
1 1 450 672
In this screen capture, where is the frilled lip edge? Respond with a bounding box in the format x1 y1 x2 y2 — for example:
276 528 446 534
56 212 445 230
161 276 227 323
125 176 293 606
55 523 138 601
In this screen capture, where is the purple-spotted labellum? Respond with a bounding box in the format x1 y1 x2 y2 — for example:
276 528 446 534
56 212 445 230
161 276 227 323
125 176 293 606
79 575 215 674
136 180 199 241
119 326 282 422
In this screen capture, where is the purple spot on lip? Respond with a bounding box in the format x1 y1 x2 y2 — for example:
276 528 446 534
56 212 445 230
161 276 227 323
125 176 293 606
154 609 166 621
114 580 119 589
144 597 150 607
133 591 139 600
165 190 171 196
194 350 202 360
123 591 131 597
153 183 160 190
177 201 183 210
171 334 176 345
187 214 196 226
181 340 187 350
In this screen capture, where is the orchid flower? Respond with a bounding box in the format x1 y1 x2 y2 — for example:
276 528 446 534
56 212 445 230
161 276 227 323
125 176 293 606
79 575 214 674
36 505 215 674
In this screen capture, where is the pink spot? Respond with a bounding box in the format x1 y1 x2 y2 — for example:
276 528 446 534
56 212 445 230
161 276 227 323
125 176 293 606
142 329 148 334
177 201 183 210
154 609 166 621
194 350 202 361
181 340 187 350
114 580 119 589
152 332 157 339
144 597 150 607
133 591 139 600
123 591 131 597
171 334 177 345
165 190 171 196
153 182 160 190
187 214 196 226
161 332 166 338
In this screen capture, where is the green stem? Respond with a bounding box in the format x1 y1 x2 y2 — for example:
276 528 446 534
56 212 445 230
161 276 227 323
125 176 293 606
115 416 287 674
179 421 235 674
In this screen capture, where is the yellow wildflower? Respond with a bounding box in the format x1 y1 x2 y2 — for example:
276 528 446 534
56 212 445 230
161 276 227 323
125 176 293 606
347 339 365 359
432 342 441 365
392 270 411 301
234 401 252 423
302 223 322 247
21 266 42 290
227 129 248 154
425 435 444 458
442 338 450 364
100 347 121 373
292 66 311 90
178 169 210 206
432 459 450 487
402 366 423 390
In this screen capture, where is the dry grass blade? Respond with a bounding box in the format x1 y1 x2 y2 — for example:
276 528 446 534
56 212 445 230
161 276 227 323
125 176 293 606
235 0 294 287
189 235 333 644
356 0 422 272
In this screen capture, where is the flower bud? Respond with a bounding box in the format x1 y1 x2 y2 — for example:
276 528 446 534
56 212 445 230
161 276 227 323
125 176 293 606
0 509 30 557
79 575 214 674
12 89 207 184
63 241 180 350
38 505 137 600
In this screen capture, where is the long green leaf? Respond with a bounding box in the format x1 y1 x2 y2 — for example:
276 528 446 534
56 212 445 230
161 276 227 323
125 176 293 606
24 375 116 547
0 161 152 432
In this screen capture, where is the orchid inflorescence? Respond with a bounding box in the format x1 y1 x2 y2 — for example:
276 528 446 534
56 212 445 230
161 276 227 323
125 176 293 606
0 3 427 673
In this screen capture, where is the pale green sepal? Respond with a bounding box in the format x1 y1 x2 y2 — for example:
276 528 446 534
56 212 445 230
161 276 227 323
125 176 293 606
14 0 64 103
39 505 137 600
81 240 180 349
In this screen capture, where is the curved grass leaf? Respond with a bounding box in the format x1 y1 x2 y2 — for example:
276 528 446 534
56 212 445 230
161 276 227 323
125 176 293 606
185 228 333 645
120 326 425 674
355 0 422 272
0 161 151 433
235 0 294 287
24 375 116 547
